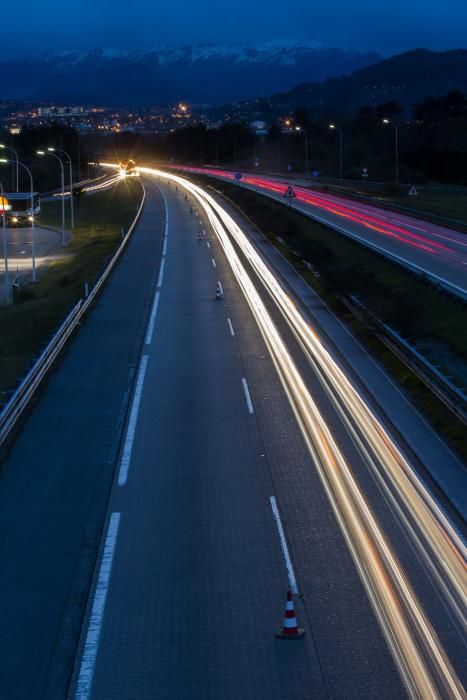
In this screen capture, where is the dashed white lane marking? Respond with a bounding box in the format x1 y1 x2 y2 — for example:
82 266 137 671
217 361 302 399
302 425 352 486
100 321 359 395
211 258 216 268
118 355 149 486
157 257 166 287
206 241 210 248
242 377 254 414
227 318 235 336
145 292 160 345
74 512 121 700
270 496 298 594
202 229 206 236
217 280 224 295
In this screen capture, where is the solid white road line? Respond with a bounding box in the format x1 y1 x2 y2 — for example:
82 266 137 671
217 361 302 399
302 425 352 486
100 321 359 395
211 257 216 268
227 317 235 336
242 377 254 414
145 291 160 345
270 496 298 594
75 512 121 700
162 237 168 255
118 355 149 486
157 257 166 288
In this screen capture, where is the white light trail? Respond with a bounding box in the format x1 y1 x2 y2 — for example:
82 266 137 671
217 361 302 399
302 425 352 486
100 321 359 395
102 162 466 700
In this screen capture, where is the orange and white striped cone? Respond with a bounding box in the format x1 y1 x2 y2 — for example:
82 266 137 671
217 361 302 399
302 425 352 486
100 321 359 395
275 590 305 639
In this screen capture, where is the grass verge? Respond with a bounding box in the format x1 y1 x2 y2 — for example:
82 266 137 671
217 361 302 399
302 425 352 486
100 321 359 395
305 182 467 230
0 179 142 400
191 174 467 462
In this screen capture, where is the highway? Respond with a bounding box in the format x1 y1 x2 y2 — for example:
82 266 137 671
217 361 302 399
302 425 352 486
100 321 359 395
67 168 465 699
174 167 467 299
0 169 464 698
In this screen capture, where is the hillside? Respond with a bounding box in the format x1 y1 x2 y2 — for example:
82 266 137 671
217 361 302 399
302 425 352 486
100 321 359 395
0 42 381 106
264 49 467 114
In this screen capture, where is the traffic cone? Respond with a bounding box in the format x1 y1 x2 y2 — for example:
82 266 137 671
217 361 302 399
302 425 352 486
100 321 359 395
275 590 305 639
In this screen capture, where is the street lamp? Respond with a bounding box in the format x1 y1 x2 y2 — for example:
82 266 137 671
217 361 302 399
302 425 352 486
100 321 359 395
329 124 344 180
0 144 19 191
37 150 66 245
383 118 399 185
0 158 36 282
48 147 74 228
0 179 9 302
295 126 308 175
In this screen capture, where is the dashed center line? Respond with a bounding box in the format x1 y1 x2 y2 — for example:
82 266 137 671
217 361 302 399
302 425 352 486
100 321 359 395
206 241 210 248
242 377 254 414
118 355 149 486
74 512 121 700
211 258 216 268
145 291 160 345
227 318 235 336
157 257 166 287
270 496 298 594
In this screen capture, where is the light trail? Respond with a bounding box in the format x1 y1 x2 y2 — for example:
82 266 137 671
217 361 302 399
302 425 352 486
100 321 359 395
103 163 466 699
174 166 467 299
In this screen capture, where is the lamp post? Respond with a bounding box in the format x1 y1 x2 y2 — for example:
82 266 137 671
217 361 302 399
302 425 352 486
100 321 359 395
295 126 308 175
0 144 19 191
37 150 66 245
48 147 74 228
0 179 9 302
0 158 36 282
383 119 399 185
329 124 343 180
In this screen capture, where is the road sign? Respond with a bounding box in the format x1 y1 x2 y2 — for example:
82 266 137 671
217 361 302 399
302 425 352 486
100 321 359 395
408 185 418 196
362 168 369 177
312 170 320 178
284 185 296 199
235 172 242 181
254 159 260 168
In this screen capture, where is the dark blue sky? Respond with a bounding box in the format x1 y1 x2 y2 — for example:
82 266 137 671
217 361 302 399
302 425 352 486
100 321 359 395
2 0 466 58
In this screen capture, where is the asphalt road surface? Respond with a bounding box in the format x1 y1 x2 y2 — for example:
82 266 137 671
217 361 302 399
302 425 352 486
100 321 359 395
69 172 465 699
175 167 467 299
0 174 464 699
0 225 72 300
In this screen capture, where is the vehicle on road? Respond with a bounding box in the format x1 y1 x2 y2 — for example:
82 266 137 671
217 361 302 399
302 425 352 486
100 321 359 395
0 192 40 226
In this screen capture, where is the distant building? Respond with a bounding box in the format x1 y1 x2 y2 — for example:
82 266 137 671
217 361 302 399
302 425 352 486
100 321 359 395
37 106 87 118
250 120 268 135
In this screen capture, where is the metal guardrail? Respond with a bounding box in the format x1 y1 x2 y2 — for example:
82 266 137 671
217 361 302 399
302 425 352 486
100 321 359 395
0 182 146 450
340 295 467 427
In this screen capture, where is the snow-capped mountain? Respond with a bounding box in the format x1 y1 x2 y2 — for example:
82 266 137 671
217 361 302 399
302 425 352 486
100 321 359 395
0 42 381 105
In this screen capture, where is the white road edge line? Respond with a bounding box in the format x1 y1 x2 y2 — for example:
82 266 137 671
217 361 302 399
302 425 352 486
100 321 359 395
145 291 160 345
162 237 168 255
118 355 149 486
211 257 216 268
227 317 235 336
270 496 298 594
242 377 254 414
74 512 121 700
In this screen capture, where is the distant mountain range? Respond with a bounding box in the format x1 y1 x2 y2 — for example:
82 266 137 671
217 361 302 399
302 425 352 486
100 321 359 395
0 41 381 105
262 49 467 114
